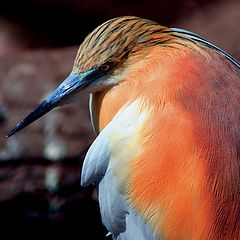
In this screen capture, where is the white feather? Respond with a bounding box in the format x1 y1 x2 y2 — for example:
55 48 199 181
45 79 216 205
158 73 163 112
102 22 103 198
81 100 157 239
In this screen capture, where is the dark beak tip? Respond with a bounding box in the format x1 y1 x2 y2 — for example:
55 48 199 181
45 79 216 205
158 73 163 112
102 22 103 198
5 72 83 139
6 126 18 138
5 99 55 139
6 131 14 138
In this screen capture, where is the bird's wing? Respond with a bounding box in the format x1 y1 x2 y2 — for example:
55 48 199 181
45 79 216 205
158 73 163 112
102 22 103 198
81 125 111 187
81 101 156 239
81 121 128 236
81 100 145 187
170 27 240 69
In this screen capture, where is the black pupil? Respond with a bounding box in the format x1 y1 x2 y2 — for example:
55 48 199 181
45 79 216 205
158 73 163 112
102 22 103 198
101 64 110 71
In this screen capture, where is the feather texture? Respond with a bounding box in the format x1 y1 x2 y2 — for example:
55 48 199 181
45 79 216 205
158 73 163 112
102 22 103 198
79 16 240 239
82 100 157 238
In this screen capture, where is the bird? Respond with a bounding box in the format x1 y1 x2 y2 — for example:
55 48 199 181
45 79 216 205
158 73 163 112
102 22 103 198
6 16 240 239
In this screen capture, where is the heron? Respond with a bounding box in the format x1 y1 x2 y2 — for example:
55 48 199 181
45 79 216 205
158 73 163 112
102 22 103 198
7 16 240 239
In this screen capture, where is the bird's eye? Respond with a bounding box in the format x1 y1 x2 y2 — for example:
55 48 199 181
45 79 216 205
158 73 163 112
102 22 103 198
100 63 112 72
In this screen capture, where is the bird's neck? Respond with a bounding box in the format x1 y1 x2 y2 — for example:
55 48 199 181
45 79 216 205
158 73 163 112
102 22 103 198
89 44 198 134
89 84 133 134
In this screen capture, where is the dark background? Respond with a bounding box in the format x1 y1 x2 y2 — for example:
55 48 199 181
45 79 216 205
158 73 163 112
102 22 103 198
0 0 239 238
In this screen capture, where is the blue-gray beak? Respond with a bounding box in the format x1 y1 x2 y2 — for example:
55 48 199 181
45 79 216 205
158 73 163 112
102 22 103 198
6 69 97 138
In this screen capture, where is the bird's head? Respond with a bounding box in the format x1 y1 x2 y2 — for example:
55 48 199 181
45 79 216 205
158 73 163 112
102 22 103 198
7 16 175 137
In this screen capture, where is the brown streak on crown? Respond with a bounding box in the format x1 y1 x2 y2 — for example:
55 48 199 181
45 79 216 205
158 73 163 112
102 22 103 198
72 16 177 74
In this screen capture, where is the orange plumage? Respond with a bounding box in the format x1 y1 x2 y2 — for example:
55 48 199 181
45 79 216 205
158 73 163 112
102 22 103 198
7 16 240 239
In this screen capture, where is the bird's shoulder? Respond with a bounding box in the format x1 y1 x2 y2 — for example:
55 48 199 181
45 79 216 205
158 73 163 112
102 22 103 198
81 99 147 187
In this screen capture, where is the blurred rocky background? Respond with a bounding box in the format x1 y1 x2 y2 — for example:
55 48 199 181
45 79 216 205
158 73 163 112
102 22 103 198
0 0 239 238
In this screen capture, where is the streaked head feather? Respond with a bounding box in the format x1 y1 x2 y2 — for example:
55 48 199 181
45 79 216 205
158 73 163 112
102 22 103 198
72 16 175 74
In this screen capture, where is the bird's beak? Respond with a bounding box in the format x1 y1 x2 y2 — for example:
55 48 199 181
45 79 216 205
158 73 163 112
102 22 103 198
6 69 97 138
